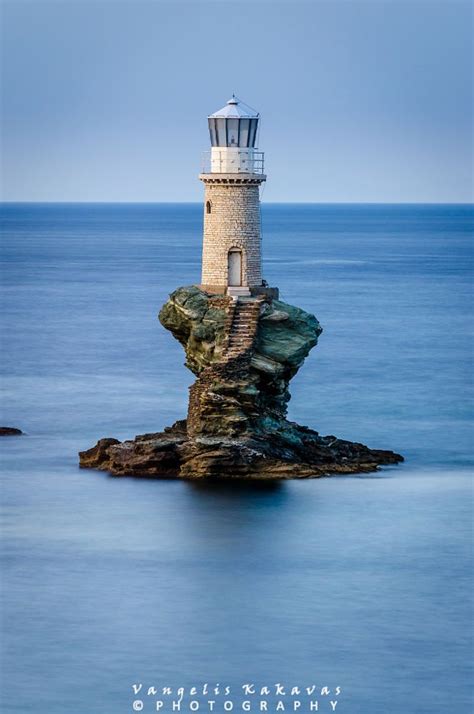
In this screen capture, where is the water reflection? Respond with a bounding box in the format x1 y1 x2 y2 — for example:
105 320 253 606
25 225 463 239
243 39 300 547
187 478 284 496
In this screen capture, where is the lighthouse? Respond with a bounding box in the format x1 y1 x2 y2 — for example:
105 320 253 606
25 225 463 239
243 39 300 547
199 96 266 297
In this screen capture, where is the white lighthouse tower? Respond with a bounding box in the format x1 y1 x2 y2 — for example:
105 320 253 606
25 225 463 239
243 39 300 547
199 96 266 297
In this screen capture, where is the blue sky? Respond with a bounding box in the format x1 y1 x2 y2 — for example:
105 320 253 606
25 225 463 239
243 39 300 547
1 0 472 202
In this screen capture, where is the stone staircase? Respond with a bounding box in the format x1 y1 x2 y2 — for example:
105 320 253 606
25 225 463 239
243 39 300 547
224 298 263 362
187 297 264 436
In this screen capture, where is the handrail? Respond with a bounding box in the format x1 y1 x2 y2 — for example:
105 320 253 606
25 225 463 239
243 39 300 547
201 150 265 175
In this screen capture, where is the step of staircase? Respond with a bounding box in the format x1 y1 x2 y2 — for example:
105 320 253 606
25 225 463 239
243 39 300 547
227 286 251 298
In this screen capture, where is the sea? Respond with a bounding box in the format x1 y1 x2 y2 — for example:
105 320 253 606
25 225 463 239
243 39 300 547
0 203 472 714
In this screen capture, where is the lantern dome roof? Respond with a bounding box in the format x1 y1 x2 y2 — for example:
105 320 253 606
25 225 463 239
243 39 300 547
209 95 259 119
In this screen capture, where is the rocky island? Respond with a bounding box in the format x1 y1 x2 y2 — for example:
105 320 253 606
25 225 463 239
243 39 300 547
79 96 402 479
79 286 402 479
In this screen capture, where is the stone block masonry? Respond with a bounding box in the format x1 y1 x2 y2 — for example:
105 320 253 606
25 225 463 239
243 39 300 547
200 174 266 289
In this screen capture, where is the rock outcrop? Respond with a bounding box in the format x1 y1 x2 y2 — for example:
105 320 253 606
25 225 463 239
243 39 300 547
0 427 23 436
79 286 403 479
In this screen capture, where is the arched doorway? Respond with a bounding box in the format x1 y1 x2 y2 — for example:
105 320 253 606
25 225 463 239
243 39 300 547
228 249 242 286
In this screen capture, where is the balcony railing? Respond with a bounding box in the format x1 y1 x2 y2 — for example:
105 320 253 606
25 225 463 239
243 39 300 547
201 150 265 175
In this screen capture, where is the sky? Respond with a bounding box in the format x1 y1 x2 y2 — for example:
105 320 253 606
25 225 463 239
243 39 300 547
1 0 472 203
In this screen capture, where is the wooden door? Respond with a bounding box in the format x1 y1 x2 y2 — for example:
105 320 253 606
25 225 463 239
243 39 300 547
228 250 242 286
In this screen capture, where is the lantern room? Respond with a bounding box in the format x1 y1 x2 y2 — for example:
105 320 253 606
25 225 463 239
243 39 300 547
205 96 264 175
208 95 260 148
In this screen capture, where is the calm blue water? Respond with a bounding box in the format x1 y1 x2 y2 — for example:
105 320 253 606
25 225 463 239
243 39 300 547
1 203 473 714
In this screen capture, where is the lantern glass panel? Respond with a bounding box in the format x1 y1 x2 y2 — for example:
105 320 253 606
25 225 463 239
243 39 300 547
239 119 250 147
249 118 259 147
227 119 239 147
216 118 226 146
208 119 218 147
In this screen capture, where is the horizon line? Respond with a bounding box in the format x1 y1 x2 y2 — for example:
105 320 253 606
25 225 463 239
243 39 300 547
1 200 473 206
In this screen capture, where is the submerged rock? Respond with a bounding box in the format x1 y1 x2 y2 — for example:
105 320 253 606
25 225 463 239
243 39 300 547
79 286 403 479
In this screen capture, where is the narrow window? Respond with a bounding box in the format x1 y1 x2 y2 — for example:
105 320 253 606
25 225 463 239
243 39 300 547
206 201 212 214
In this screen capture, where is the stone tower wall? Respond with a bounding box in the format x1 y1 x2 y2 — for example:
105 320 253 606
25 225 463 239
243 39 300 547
200 176 265 289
